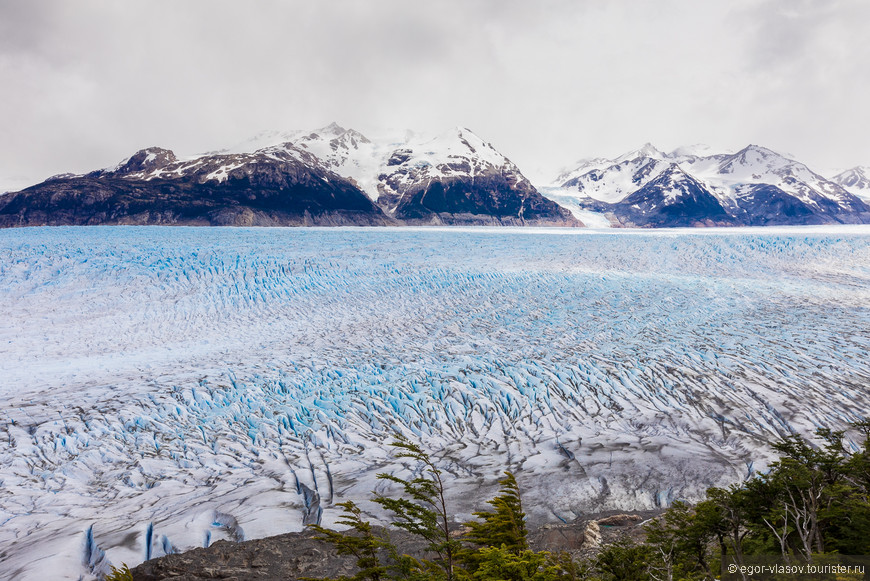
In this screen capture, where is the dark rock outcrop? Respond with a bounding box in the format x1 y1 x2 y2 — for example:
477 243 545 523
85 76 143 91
131 529 359 581
595 513 644 527
130 527 434 581
390 170 580 226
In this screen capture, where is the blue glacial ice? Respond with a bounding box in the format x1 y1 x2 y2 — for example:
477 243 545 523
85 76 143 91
1 225 870 579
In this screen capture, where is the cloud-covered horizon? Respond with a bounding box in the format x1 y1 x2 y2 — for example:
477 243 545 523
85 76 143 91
2 0 868 191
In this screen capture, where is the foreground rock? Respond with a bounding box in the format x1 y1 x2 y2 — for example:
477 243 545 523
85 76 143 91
131 512 658 580
131 529 358 581
131 527 434 581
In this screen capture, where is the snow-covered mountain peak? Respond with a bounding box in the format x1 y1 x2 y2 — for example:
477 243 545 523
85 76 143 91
374 127 522 201
551 157 612 186
711 145 850 200
366 126 576 225
638 142 664 157
411 126 511 169
450 126 490 148
317 121 347 136
113 147 178 175
293 122 374 150
554 152 674 205
832 166 870 187
262 125 382 199
214 129 305 156
207 123 364 158
639 163 703 197
615 142 666 163
453 126 488 149
831 166 870 202
295 125 372 155
659 162 689 179
337 128 371 146
717 144 794 175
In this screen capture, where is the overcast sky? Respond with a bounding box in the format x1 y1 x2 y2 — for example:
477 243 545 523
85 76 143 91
1 0 869 191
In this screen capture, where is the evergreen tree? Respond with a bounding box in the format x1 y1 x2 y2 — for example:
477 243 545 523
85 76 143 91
309 500 389 581
644 500 716 581
104 564 134 581
594 539 653 581
465 472 528 552
471 546 566 581
846 420 870 496
373 437 461 581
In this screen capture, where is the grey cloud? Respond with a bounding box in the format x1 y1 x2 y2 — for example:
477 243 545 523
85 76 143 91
0 2 52 53
1 0 869 192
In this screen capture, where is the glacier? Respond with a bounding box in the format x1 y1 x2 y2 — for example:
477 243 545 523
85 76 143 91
1 225 870 580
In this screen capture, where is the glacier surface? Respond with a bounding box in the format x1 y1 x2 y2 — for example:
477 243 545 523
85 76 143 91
1 226 870 579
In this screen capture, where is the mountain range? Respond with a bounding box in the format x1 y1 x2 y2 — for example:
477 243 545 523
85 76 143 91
544 143 870 227
1 125 869 228
0 124 578 228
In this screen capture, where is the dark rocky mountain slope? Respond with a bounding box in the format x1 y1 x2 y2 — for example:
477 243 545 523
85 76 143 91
0 145 392 227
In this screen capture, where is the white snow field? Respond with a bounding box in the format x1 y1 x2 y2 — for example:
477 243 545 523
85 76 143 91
2 226 870 579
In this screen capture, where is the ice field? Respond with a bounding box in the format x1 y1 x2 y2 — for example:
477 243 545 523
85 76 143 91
2 225 870 579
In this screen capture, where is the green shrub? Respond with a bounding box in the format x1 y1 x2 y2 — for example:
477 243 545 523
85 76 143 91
104 564 134 581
